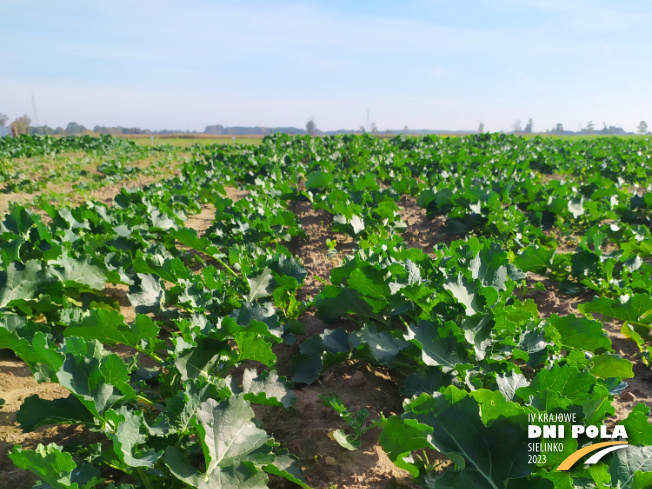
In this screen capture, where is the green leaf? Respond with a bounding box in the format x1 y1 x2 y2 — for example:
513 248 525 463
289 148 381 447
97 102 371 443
165 448 269 489
404 387 531 488
65 310 160 352
105 407 161 468
292 328 350 384
332 429 359 450
9 443 100 489
608 446 652 489
379 416 434 477
620 404 652 446
174 336 230 381
444 273 482 316
1 205 36 238
56 344 127 418
516 365 597 411
315 285 380 323
234 332 276 366
589 353 634 379
0 260 58 308
513 246 554 275
406 321 469 372
264 450 310 489
195 394 271 474
548 314 612 353
349 323 406 365
580 294 652 330
305 170 334 190
127 273 164 314
242 369 295 408
246 267 274 302
51 253 107 290
496 372 530 402
17 394 94 431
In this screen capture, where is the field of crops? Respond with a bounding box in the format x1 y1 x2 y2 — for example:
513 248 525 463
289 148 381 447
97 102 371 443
1 133 651 488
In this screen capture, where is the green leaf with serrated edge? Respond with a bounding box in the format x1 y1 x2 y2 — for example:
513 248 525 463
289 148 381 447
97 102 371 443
0 326 49 367
620 404 652 446
608 446 652 489
0 205 36 237
158 377 233 435
0 260 58 308
264 450 310 489
379 416 434 477
242 369 295 408
56 345 125 418
444 273 482 316
105 407 161 468
305 170 333 190
127 273 163 314
634 470 652 489
582 384 616 425
403 387 532 487
315 285 382 323
50 253 107 290
133 255 193 284
174 336 230 382
589 353 634 379
470 389 529 425
516 365 597 410
9 443 88 489
548 314 612 353
580 294 652 329
347 268 390 311
588 462 612 489
17 394 94 431
195 395 271 474
292 328 350 384
165 447 269 489
235 332 276 366
406 320 470 372
349 323 406 365
65 310 160 352
246 267 274 302
513 245 554 275
460 313 493 360
495 372 530 402
469 243 518 291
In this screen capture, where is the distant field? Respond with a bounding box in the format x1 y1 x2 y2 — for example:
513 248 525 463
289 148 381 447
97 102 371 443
116 133 264 146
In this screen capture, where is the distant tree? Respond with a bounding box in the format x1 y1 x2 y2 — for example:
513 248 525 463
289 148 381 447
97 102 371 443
585 121 595 134
478 122 485 133
637 121 648 134
554 123 564 134
512 120 522 133
370 122 378 134
0 113 8 126
306 119 317 136
524 118 533 133
11 114 31 135
65 122 87 135
359 125 366 134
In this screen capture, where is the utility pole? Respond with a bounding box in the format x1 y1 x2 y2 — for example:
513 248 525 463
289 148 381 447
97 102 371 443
31 95 39 127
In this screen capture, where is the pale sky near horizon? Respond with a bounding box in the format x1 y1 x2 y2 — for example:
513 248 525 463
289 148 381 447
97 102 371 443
1 1 651 133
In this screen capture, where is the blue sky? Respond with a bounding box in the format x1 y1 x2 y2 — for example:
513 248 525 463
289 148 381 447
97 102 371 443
1 0 651 132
